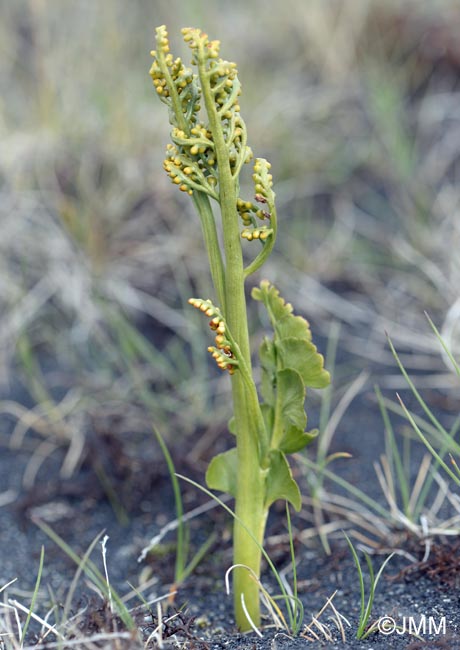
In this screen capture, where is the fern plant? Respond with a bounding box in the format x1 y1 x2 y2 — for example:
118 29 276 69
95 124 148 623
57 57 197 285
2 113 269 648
149 25 330 631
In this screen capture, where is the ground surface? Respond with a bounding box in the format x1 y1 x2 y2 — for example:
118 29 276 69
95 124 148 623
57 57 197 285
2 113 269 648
1 345 459 650
0 316 460 650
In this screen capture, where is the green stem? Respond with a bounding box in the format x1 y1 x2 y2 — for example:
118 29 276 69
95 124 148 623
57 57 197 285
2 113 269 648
193 193 226 310
231 382 268 628
244 202 277 279
197 44 267 630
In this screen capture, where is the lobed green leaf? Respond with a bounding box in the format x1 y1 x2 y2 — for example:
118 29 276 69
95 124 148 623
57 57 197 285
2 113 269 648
253 281 330 461
277 368 306 433
276 368 317 453
206 448 238 496
264 450 301 511
275 338 330 389
205 445 303 512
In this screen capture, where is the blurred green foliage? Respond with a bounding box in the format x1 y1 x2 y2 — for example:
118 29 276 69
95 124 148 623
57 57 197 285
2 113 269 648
1 0 460 460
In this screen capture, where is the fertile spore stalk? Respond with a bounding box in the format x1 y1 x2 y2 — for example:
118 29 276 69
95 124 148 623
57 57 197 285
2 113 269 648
150 26 330 631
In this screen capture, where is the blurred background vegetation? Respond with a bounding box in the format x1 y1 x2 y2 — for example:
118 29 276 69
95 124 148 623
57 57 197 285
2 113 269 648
1 0 460 485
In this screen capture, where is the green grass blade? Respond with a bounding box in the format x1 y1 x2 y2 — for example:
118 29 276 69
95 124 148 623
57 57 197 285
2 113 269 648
425 312 460 377
344 534 366 634
387 336 451 439
91 460 129 526
298 456 392 520
17 333 54 409
105 303 177 380
415 424 460 517
20 545 45 644
62 530 108 623
152 426 187 584
361 552 374 635
372 551 395 590
375 385 410 517
345 533 394 640
179 532 217 583
377 392 459 493
285 502 302 633
450 455 460 479
35 520 136 631
397 395 460 486
360 552 395 640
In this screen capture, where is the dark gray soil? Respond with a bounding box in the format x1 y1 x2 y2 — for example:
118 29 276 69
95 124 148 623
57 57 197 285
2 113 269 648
1 344 459 649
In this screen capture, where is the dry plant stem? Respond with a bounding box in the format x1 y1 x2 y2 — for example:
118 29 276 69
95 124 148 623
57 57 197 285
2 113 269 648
195 40 268 629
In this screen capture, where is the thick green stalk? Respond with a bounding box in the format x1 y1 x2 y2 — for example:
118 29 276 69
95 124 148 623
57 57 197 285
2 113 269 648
197 50 267 630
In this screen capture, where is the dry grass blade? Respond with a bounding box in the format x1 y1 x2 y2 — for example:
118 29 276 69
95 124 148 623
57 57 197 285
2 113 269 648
320 371 370 457
302 429 460 554
20 631 136 650
301 591 347 643
6 600 64 642
224 564 282 634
